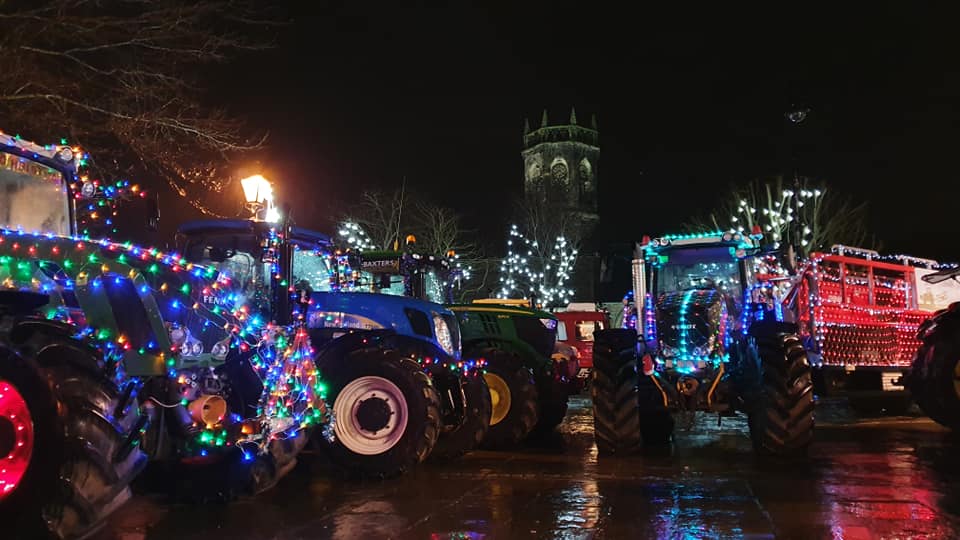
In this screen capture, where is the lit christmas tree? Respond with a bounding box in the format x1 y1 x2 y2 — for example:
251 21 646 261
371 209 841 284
337 221 377 250
497 224 577 308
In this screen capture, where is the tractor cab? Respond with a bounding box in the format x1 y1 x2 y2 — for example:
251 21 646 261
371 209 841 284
0 130 158 239
355 247 458 304
1 131 83 236
176 219 336 325
176 220 461 360
636 230 781 376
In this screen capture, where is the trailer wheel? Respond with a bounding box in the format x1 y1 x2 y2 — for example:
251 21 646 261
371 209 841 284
0 327 146 540
430 369 491 460
477 350 539 449
317 349 440 478
745 333 815 456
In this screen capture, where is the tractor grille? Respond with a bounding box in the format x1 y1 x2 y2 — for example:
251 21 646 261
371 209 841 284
478 313 501 335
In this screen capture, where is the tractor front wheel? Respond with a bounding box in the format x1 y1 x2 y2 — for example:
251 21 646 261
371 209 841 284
592 329 673 455
745 333 815 456
317 349 440 478
478 350 538 449
430 369 492 460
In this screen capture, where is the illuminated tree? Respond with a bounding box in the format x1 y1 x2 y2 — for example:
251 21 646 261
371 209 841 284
686 176 873 253
497 224 577 308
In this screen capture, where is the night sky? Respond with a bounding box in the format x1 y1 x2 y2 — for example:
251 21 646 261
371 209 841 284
211 3 959 262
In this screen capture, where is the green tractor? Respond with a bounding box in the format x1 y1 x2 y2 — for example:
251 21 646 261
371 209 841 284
354 245 581 448
0 132 330 538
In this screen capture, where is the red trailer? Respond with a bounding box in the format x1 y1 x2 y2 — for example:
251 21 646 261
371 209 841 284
786 245 960 410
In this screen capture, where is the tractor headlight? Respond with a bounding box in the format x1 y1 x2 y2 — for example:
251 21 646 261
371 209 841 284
539 318 557 330
432 312 455 356
170 326 187 345
211 340 229 360
189 341 204 357
56 147 74 162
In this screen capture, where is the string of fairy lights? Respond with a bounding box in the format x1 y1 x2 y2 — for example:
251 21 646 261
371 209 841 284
0 226 329 458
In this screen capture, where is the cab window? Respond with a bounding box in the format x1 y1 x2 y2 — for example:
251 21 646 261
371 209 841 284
292 247 334 292
575 320 605 341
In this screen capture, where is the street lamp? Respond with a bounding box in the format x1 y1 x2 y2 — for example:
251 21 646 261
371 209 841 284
784 105 810 269
240 174 279 222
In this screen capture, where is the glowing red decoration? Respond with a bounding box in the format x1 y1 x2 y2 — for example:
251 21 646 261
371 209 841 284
792 252 938 367
0 380 34 500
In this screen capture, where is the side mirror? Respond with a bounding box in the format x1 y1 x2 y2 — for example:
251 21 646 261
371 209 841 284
146 195 160 232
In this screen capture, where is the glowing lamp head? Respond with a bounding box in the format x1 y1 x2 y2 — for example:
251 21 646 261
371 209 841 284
641 235 651 245
750 225 763 239
405 234 417 246
446 249 456 258
241 175 273 206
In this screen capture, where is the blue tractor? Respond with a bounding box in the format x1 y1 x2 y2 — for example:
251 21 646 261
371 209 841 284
176 219 480 474
591 231 815 456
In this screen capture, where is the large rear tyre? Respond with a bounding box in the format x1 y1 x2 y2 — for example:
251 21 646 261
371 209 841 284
910 333 960 429
592 329 673 455
746 333 815 456
430 370 492 460
0 325 146 540
316 349 440 478
478 350 538 449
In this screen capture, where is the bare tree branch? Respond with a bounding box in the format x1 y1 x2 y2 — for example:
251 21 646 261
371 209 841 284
0 0 285 213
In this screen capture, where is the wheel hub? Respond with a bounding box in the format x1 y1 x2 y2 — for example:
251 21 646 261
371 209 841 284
356 396 392 433
333 376 410 456
0 379 34 500
483 372 512 426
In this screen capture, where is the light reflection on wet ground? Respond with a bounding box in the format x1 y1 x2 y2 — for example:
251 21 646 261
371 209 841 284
97 396 960 539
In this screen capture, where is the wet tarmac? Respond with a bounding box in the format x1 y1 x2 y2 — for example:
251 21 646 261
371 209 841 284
98 395 960 539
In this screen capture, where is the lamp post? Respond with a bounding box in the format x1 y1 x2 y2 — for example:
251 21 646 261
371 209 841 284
240 174 279 222
785 105 809 265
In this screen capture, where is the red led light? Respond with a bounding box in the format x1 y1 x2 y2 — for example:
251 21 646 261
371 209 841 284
0 380 35 501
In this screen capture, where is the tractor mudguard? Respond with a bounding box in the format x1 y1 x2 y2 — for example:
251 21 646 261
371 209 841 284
310 328 400 370
9 317 78 343
918 307 960 344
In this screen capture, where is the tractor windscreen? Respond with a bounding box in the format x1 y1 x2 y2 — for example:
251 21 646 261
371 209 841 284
656 246 742 297
182 233 273 314
292 248 334 292
422 268 445 304
0 151 70 235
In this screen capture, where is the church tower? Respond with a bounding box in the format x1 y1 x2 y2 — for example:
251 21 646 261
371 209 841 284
520 108 601 303
521 107 600 224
